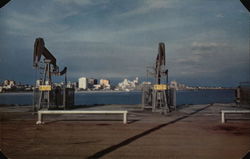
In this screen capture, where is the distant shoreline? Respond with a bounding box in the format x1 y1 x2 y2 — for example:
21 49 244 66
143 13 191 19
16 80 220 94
0 92 33 95
0 90 142 94
0 88 235 94
75 90 141 93
177 88 235 91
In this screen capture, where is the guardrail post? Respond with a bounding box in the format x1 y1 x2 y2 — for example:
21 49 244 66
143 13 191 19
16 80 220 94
221 111 225 123
123 112 127 124
36 112 43 124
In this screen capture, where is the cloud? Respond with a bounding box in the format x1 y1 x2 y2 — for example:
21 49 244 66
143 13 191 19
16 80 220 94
50 41 154 79
2 4 76 39
191 42 228 56
3 1 175 46
192 42 226 49
0 0 249 86
116 0 178 18
215 13 224 18
53 0 92 6
168 40 249 81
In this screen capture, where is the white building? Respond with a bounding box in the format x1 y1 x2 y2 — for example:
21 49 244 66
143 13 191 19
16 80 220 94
93 84 102 90
170 80 178 89
78 77 88 90
133 77 139 85
100 79 111 90
36 80 42 87
3 80 16 88
118 77 139 91
170 80 188 90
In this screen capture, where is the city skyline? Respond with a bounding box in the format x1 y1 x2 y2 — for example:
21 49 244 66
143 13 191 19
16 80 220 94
0 77 236 90
0 0 249 87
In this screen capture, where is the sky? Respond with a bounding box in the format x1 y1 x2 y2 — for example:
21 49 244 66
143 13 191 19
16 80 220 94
0 0 249 87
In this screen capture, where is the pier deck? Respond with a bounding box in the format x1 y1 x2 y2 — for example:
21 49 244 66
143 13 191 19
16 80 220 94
0 103 250 159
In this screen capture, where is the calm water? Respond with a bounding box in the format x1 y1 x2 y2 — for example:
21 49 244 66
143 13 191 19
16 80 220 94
0 90 235 106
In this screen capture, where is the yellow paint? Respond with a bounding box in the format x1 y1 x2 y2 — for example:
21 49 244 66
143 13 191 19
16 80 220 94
153 84 167 90
39 85 52 91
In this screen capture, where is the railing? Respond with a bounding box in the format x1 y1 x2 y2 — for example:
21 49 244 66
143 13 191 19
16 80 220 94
221 110 250 123
36 110 128 124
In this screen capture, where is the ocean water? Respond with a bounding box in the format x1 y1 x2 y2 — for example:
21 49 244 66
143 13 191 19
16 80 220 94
0 90 235 106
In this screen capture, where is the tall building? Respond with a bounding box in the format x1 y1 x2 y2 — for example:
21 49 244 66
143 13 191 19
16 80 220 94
100 79 110 86
78 77 88 89
88 78 98 85
100 79 110 89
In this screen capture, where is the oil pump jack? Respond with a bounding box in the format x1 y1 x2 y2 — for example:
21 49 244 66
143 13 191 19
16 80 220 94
142 43 176 114
33 38 74 111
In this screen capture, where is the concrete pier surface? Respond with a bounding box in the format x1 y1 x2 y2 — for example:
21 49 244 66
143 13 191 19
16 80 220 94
0 103 250 159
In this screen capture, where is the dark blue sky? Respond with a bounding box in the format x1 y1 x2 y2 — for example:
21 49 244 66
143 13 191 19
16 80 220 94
0 0 249 87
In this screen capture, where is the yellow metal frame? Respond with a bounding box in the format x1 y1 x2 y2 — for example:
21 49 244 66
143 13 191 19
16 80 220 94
153 84 168 90
39 85 52 91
